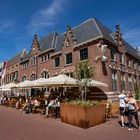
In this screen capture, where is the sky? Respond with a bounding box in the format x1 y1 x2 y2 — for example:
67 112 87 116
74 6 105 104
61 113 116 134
0 0 140 61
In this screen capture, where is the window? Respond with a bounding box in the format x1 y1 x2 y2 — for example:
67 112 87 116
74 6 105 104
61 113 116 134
121 73 125 91
112 70 117 91
30 57 36 66
134 63 137 69
41 56 43 62
22 76 26 81
128 60 132 68
54 57 60 67
41 71 49 79
48 54 50 59
22 62 28 69
120 54 125 65
66 39 70 47
128 75 132 91
30 74 36 81
6 74 9 83
80 48 88 60
44 55 47 61
14 71 18 81
40 55 49 63
66 53 72 65
110 48 117 61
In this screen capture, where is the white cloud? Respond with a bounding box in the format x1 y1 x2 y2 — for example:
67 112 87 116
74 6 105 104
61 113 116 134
29 0 66 33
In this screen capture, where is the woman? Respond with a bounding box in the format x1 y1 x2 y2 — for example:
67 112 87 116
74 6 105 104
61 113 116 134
127 92 140 130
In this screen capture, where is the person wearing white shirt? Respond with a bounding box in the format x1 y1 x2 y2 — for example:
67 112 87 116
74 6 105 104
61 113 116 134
118 90 126 127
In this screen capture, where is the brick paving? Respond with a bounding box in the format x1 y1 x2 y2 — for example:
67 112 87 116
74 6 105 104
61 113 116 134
0 106 140 140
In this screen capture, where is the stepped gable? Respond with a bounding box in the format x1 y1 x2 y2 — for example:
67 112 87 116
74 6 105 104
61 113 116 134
21 32 58 63
7 49 27 67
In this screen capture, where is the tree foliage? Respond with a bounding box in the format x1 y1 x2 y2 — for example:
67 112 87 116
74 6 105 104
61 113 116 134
75 60 94 80
134 83 140 100
75 60 95 101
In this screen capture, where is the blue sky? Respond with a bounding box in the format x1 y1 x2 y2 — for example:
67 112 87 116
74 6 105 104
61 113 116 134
0 0 140 61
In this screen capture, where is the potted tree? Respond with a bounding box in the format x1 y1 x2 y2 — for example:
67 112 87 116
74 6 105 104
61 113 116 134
134 83 140 111
60 60 106 128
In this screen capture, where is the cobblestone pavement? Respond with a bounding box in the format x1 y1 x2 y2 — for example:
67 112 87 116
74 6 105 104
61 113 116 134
0 106 140 140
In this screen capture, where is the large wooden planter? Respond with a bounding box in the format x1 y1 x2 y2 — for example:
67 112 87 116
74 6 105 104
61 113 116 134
136 100 140 111
60 103 106 129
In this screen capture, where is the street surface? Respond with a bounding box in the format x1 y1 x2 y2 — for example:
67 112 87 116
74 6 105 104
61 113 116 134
0 106 140 140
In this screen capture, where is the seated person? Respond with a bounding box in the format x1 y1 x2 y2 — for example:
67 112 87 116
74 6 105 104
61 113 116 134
15 100 20 109
33 99 39 107
22 97 29 111
45 99 55 117
54 98 60 108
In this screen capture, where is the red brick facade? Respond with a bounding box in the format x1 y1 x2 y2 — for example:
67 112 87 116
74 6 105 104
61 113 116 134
3 19 140 101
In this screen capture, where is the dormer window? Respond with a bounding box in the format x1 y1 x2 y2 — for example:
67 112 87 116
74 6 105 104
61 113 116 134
22 62 28 69
30 57 36 66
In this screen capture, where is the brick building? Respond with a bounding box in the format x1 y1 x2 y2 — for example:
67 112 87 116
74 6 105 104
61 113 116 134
0 61 7 86
4 49 27 84
4 18 140 100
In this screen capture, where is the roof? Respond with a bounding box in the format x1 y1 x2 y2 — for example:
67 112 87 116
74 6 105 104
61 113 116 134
39 32 58 52
20 18 140 61
20 53 30 63
54 18 114 52
54 18 140 60
123 40 140 60
7 49 27 67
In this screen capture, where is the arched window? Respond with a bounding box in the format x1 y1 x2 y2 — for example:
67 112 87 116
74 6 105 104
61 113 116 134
22 76 26 82
41 71 49 79
30 74 36 81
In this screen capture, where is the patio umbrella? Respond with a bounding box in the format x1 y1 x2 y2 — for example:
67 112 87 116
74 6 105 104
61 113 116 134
0 83 18 89
1 88 11 91
32 78 47 87
81 79 108 87
0 83 18 96
35 74 78 87
16 80 35 88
